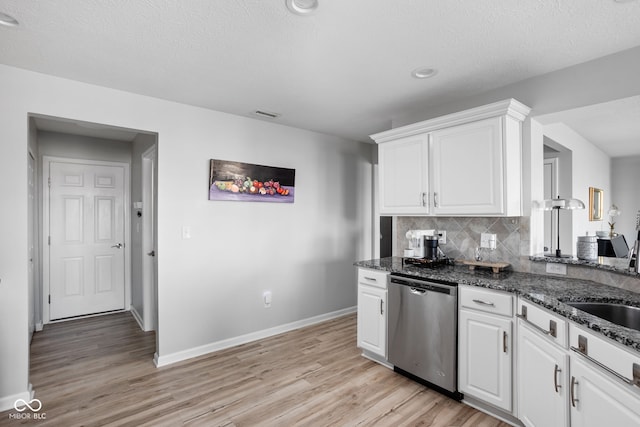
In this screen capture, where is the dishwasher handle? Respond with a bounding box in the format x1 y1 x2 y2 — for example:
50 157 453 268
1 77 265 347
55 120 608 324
390 276 457 296
409 287 426 295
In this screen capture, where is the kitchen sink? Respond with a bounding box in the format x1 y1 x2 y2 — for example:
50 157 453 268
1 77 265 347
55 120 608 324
565 302 640 332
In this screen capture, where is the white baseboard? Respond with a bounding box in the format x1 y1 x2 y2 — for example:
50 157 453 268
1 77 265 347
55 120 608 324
361 350 394 370
35 322 43 332
155 306 356 367
0 383 33 412
130 306 144 331
462 396 523 427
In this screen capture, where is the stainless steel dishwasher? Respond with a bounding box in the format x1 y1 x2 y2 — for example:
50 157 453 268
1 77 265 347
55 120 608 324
388 273 461 400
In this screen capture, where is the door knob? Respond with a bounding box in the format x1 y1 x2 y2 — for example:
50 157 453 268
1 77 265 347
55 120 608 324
111 243 124 249
147 250 156 257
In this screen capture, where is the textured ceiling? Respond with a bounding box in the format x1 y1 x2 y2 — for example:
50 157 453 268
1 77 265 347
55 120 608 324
1 0 640 143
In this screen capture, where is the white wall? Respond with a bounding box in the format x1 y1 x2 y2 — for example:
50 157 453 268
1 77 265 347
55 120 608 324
391 46 639 256
542 124 611 253
394 46 640 129
0 64 373 408
38 131 133 163
612 155 640 246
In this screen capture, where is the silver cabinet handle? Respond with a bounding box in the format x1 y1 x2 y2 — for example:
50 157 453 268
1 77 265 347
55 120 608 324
570 376 578 407
503 331 508 353
421 192 427 207
364 277 377 282
434 192 439 207
111 243 124 249
516 314 557 337
554 364 562 393
570 346 635 386
473 299 495 307
380 299 384 315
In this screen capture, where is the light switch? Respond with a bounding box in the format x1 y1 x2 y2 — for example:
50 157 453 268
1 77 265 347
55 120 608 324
263 291 272 308
182 226 191 239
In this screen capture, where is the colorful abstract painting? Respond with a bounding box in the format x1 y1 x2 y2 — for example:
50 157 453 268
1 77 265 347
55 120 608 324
209 159 295 203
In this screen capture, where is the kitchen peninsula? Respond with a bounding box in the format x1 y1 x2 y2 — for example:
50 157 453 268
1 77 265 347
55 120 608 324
357 257 640 350
356 257 640 426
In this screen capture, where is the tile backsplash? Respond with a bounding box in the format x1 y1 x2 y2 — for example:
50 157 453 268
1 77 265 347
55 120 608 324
396 216 530 271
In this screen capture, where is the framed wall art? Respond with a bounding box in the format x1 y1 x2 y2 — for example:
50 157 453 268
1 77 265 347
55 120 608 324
209 159 295 203
589 187 603 221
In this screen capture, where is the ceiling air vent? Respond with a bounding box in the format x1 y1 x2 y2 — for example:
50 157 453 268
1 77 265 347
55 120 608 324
253 110 281 119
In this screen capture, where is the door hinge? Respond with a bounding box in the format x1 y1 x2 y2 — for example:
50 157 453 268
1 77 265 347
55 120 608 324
48 295 51 304
48 236 51 245
48 177 51 187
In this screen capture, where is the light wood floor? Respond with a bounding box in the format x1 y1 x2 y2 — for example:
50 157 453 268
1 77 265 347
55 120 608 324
3 313 510 426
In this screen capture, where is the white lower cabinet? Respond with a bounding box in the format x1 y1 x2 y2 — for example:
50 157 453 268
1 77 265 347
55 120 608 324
517 299 569 427
458 286 514 412
569 357 640 427
568 324 640 427
356 268 388 359
518 322 569 427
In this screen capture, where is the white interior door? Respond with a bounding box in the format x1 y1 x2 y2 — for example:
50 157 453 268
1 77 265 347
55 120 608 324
48 160 126 320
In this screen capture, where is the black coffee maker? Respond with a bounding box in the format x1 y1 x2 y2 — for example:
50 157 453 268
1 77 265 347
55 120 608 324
423 235 439 261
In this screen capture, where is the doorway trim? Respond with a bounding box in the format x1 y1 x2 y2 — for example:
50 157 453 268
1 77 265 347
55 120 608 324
141 145 157 331
543 157 559 253
42 156 131 324
28 150 39 338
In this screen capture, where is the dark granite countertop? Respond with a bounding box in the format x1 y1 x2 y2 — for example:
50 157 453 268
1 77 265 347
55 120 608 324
355 257 640 354
530 254 639 277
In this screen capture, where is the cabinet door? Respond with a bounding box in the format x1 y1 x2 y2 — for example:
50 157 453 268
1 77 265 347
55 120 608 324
430 117 504 215
570 357 640 427
459 308 512 411
378 134 429 215
357 284 387 357
518 322 569 427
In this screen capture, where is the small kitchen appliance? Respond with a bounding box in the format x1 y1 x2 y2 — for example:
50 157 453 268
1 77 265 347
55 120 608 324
405 230 425 258
424 235 439 261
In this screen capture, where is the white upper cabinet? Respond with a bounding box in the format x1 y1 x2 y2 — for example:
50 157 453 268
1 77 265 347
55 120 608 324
371 99 530 216
431 117 504 215
377 134 429 215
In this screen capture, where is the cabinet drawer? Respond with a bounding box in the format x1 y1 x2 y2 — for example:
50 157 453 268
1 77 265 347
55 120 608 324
569 323 640 387
460 285 513 317
517 299 568 348
357 268 388 289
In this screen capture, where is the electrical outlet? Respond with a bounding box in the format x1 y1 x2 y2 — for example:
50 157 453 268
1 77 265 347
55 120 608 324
480 233 496 249
438 230 446 244
546 263 567 275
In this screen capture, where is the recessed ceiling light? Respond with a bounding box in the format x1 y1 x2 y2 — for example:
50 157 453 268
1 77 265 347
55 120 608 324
0 12 19 27
614 0 637 3
285 0 319 16
411 67 438 79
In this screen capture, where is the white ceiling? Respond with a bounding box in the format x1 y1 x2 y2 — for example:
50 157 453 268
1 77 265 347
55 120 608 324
1 0 640 143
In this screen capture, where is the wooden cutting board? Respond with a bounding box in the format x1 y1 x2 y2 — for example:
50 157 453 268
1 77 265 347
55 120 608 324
461 259 510 273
